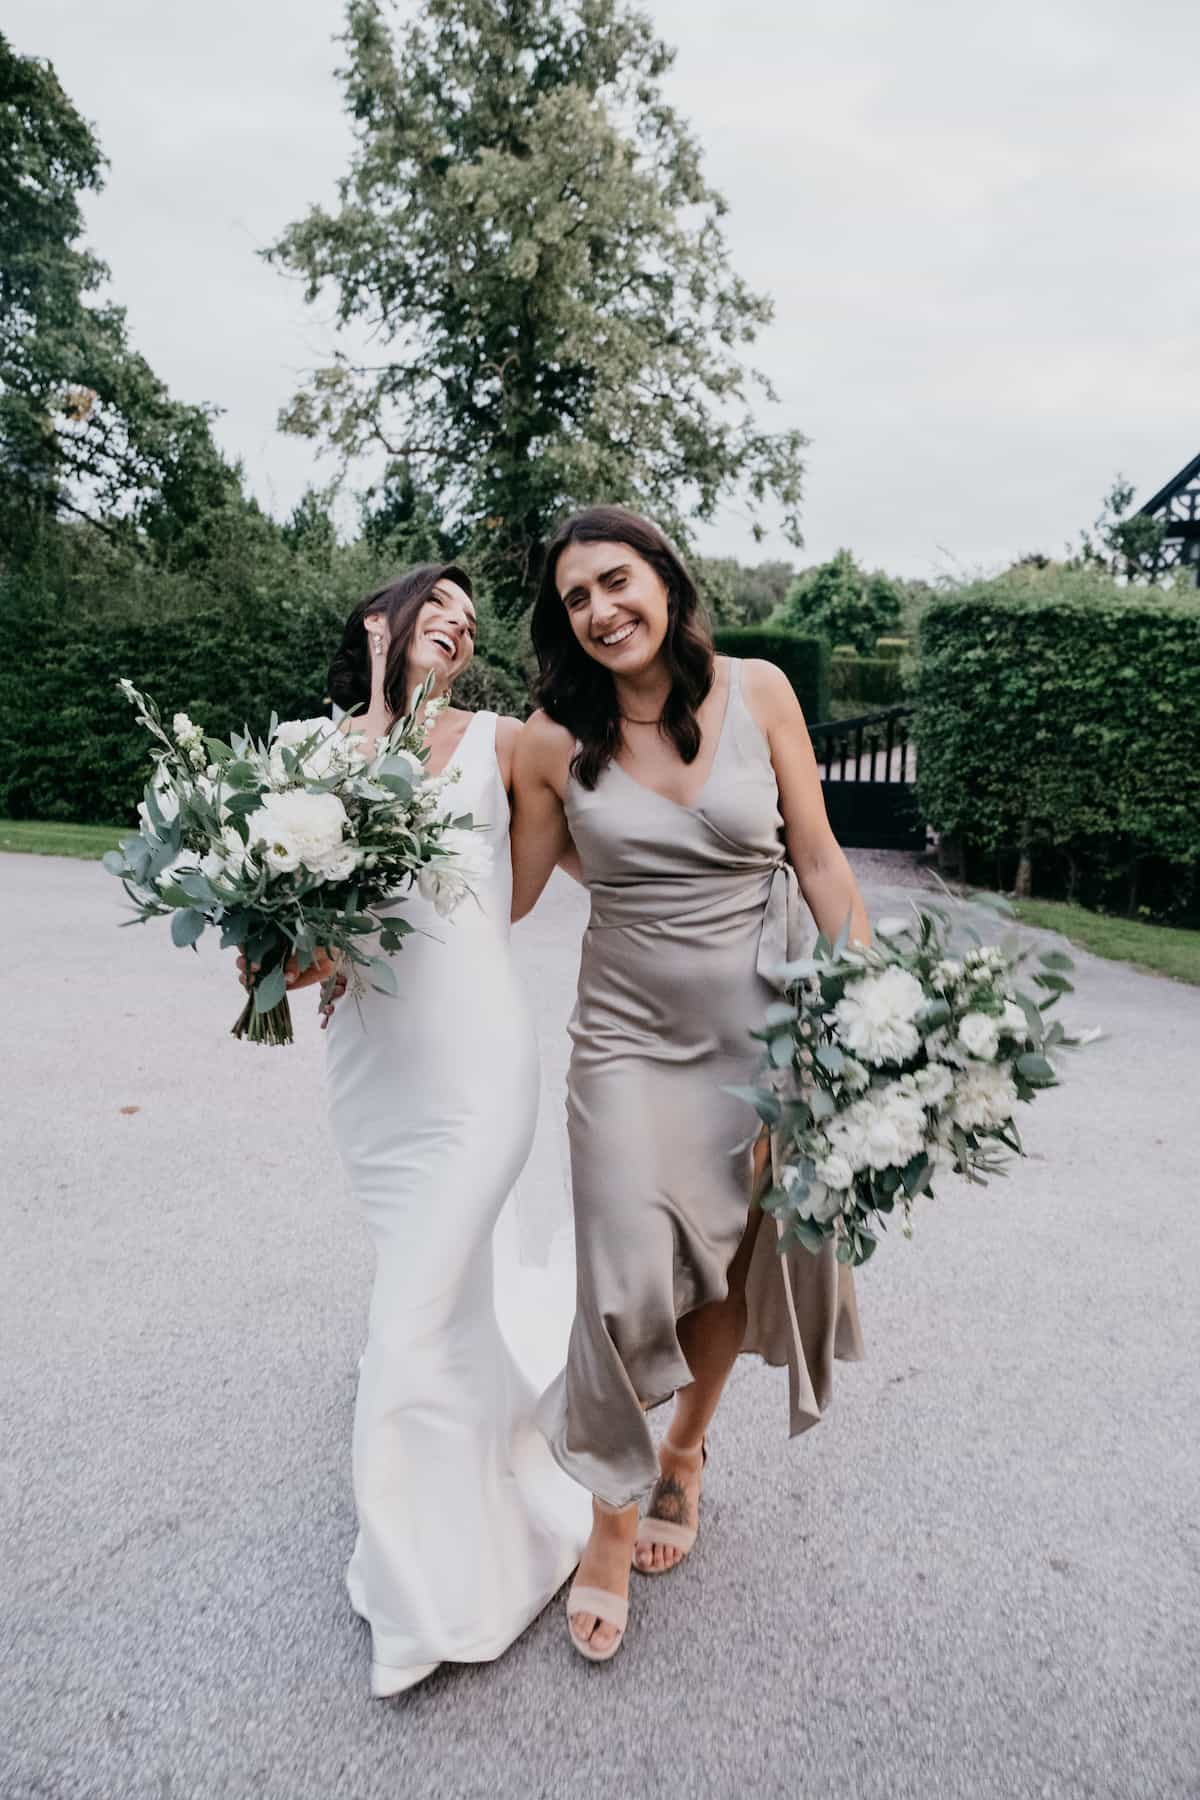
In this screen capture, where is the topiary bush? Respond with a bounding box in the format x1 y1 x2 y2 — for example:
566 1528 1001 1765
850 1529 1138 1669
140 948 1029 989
915 569 1200 920
712 627 831 724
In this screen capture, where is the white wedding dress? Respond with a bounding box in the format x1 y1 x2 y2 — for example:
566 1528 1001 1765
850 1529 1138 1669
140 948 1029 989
324 710 588 1697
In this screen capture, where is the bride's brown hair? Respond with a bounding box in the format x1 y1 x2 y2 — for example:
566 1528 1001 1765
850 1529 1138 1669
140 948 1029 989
531 507 714 790
326 563 473 717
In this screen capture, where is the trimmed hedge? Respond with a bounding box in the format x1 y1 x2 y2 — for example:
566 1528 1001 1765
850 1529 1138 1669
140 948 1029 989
830 652 908 708
0 542 526 825
712 627 831 724
915 578 1200 920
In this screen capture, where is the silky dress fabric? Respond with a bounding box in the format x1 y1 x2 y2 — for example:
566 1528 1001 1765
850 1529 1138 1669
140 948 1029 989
536 660 865 1510
325 711 588 1695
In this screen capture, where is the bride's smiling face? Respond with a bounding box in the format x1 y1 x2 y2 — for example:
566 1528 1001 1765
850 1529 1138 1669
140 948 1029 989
369 579 477 691
557 540 671 675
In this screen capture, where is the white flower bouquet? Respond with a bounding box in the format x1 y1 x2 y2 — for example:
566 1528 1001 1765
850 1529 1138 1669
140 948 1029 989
104 679 479 1046
734 898 1094 1267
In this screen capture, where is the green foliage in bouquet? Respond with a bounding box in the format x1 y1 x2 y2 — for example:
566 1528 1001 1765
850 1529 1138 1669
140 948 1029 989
733 896 1094 1267
104 680 478 1045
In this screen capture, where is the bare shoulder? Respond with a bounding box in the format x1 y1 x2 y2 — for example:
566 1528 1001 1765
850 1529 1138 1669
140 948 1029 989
492 711 521 784
514 708 574 790
739 657 805 729
493 713 521 754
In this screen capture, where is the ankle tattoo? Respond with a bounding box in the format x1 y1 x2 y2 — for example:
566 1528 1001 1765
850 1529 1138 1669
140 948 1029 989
649 1473 690 1525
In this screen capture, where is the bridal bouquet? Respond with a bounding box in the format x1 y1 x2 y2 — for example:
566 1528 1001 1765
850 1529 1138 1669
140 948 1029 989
736 899 1094 1266
104 679 479 1046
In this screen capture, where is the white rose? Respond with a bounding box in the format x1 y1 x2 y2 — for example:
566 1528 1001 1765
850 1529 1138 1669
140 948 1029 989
924 1025 969 1067
268 718 357 788
958 1011 1001 1061
814 1151 854 1191
417 827 486 918
915 1062 955 1106
953 1064 1019 1131
931 958 964 990
999 1001 1030 1042
246 790 349 878
832 966 927 1067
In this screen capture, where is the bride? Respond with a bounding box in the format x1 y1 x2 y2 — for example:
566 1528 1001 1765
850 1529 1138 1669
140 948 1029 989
297 562 588 1697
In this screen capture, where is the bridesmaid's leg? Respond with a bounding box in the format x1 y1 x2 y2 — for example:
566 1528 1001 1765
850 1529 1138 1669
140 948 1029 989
567 1497 640 1655
634 1140 768 1573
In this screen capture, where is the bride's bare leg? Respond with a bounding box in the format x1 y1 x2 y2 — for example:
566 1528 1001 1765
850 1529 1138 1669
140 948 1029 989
634 1140 768 1573
567 1498 639 1655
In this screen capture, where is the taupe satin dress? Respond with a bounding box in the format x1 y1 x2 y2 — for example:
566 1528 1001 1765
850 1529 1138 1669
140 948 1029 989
536 658 865 1509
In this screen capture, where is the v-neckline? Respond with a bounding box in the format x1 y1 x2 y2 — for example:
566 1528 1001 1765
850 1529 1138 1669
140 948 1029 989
608 660 734 815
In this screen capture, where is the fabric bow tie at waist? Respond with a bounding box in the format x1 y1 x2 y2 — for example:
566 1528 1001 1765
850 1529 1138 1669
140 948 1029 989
586 860 810 996
756 861 813 994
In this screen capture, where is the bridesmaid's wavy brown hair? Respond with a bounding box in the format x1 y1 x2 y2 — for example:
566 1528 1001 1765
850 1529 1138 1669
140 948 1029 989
326 563 473 718
531 507 714 790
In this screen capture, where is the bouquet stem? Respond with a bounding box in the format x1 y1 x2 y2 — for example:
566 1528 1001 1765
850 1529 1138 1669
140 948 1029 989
230 992 294 1047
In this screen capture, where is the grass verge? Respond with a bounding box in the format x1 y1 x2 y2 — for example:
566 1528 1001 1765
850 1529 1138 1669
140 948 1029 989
0 818 123 861
1012 898 1200 986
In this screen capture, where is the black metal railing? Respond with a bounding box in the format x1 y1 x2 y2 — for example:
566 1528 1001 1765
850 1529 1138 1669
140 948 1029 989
807 705 915 786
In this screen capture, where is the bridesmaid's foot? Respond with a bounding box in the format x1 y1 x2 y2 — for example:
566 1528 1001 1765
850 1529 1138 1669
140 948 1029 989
633 1437 705 1574
568 1500 638 1658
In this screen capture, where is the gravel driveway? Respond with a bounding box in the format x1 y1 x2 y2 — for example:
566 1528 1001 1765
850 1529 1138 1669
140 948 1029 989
2 850 1196 1800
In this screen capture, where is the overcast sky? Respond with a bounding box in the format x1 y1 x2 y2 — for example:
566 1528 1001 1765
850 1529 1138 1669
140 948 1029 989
9 0 1199 576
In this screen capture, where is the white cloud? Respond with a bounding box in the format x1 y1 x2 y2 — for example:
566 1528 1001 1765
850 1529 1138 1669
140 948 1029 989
8 0 1199 576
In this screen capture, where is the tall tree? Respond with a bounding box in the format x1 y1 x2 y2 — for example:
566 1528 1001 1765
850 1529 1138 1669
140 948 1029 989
0 34 236 556
779 548 902 654
1072 475 1167 584
269 0 806 614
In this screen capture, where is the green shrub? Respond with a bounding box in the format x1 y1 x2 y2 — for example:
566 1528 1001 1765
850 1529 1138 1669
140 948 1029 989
915 570 1200 920
712 627 831 723
830 653 908 709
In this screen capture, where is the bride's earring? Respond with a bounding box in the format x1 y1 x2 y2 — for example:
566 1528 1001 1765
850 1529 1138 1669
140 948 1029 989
371 632 384 657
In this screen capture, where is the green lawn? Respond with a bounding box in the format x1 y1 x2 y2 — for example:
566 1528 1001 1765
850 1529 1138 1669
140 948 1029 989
1012 897 1200 986
0 818 123 860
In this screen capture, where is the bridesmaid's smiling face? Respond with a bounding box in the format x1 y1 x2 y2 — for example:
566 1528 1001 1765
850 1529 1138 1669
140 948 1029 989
558 541 671 673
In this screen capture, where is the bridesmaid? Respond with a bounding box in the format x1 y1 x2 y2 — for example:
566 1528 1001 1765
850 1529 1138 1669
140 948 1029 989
511 507 868 1662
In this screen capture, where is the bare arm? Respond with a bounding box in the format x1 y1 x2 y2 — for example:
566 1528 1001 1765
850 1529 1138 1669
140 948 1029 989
510 711 574 922
742 660 871 947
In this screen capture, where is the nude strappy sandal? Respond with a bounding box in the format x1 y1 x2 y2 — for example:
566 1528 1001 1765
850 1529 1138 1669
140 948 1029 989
566 1582 629 1663
633 1437 707 1576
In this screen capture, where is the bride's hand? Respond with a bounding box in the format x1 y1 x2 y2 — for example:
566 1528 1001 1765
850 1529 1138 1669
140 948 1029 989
236 950 334 994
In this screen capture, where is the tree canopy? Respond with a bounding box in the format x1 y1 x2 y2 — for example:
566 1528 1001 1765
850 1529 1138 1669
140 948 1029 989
269 0 807 613
0 33 236 558
778 548 903 654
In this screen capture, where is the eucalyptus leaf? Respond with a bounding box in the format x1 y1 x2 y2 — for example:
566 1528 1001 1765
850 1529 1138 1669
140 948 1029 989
170 908 206 949
253 964 287 1013
369 957 399 996
723 1084 782 1126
